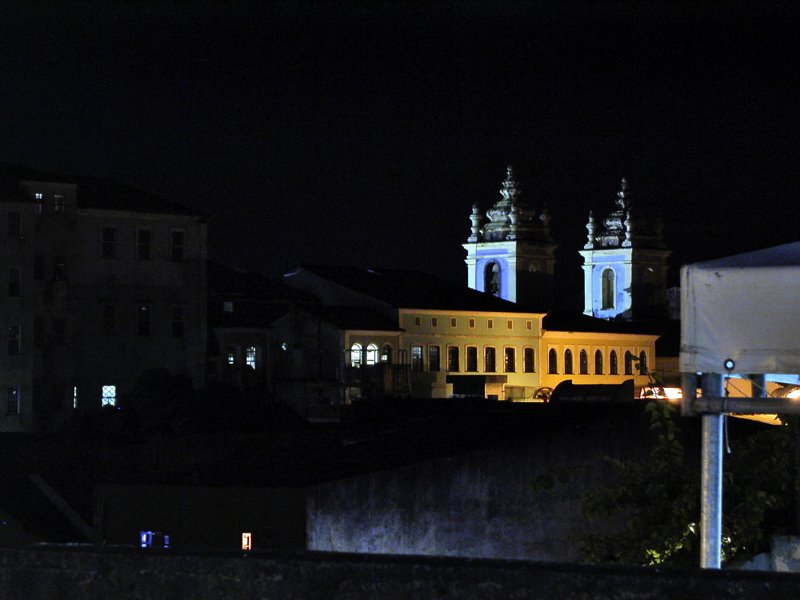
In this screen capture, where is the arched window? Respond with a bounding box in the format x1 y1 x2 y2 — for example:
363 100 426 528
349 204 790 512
639 350 648 374
601 268 615 310
624 351 634 375
594 349 603 374
350 343 363 367
579 349 588 375
246 346 257 369
548 349 558 374
485 347 496 372
380 344 392 363
610 350 618 375
564 349 573 375
448 346 460 372
366 343 379 365
485 262 501 297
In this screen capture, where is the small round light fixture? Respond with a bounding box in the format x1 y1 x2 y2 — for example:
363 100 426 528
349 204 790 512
723 358 735 371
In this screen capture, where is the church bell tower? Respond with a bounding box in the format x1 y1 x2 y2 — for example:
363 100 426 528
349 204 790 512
463 166 556 309
579 178 669 320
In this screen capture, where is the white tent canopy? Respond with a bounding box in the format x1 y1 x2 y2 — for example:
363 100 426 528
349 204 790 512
680 241 800 375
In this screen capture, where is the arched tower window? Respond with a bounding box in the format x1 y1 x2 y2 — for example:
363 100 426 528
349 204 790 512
594 349 603 374
610 350 618 375
601 268 615 310
564 349 573 375
366 344 379 365
548 349 558 374
485 262 501 297
639 350 648 374
624 351 634 375
350 343 363 367
579 350 588 374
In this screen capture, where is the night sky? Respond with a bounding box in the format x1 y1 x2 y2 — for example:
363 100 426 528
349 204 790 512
2 2 799 303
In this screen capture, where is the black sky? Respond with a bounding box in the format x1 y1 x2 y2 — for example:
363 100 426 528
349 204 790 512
2 2 799 302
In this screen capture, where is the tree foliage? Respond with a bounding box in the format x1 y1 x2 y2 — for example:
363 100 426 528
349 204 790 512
581 401 795 567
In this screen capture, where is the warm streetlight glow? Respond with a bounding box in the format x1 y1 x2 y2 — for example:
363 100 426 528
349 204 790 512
241 532 252 551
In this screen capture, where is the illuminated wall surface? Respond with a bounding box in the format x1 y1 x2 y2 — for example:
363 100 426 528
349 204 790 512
307 409 648 562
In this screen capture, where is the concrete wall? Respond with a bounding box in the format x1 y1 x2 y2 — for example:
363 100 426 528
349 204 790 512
307 413 642 562
1 547 799 600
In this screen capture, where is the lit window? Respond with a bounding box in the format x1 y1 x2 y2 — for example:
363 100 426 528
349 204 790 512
171 305 184 338
524 348 535 373
447 346 459 372
246 346 257 369
241 532 252 551
53 195 65 214
73 385 78 409
170 230 185 262
223 301 234 313
579 350 588 375
466 346 478 372
350 343 362 367
411 346 424 371
136 229 152 260
601 269 615 310
485 347 496 372
8 212 20 236
504 347 515 373
227 349 237 365
8 325 21 354
136 304 151 336
102 304 116 335
34 192 43 214
7 386 20 415
8 268 21 296
548 349 558 374
102 227 116 257
564 349 573 374
595 350 604 374
428 346 440 372
366 344 379 365
101 385 116 407
380 344 392 363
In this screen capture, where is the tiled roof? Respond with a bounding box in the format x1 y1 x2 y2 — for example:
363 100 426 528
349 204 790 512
543 310 662 335
293 265 543 314
0 162 200 216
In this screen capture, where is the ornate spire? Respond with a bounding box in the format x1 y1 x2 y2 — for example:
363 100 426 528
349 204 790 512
622 208 632 248
468 203 483 242
584 211 596 249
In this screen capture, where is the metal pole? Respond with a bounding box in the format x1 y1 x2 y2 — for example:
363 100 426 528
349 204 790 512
700 373 724 569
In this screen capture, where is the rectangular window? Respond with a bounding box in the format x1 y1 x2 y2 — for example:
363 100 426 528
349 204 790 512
227 350 236 366
54 195 66 214
73 385 79 409
52 318 65 345
526 320 532 331
414 316 420 326
246 346 257 369
431 317 438 327
428 346 440 372
34 255 44 280
468 318 475 329
170 230 185 262
485 347 496 372
171 305 184 338
34 317 43 347
450 317 457 328
136 229 152 260
524 348 535 373
53 256 66 281
507 319 513 330
487 319 493 329
8 268 21 296
223 301 234 313
7 386 20 415
447 346 459 372
102 227 117 257
411 345 424 371
34 192 43 214
8 212 20 236
101 385 116 407
136 304 151 336
504 347 516 373
102 304 116 335
8 325 21 354
466 346 478 372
